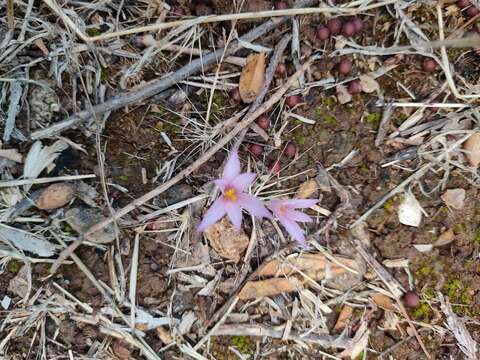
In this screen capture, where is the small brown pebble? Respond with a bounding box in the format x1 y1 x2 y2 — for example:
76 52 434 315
285 142 296 158
347 80 362 95
338 59 352 75
422 58 438 73
286 95 301 107
249 144 264 156
342 22 355 37
275 63 287 76
274 1 289 10
256 115 270 130
457 0 471 8
229 88 242 103
327 18 343 35
403 290 420 308
353 18 364 33
467 5 479 17
317 26 330 41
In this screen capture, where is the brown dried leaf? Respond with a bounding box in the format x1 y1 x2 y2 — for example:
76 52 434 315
295 179 318 199
370 292 396 311
464 133 480 167
434 228 455 247
204 217 249 262
333 305 353 332
156 326 174 344
36 183 75 210
256 253 358 279
239 53 265 103
239 278 299 300
239 253 359 300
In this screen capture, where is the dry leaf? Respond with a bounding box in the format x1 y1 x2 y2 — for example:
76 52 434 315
413 244 433 252
256 253 358 278
239 278 299 299
370 293 396 311
434 228 455 247
336 84 352 104
156 326 174 344
239 253 359 300
464 133 480 167
333 305 353 332
36 183 75 210
295 179 318 199
239 53 265 103
359 75 380 93
441 188 466 210
204 217 249 262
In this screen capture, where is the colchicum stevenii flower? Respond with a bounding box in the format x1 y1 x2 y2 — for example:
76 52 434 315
197 149 271 232
267 199 317 248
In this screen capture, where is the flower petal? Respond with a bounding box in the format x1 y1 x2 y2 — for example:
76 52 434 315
213 179 228 191
238 193 272 219
232 172 256 191
197 198 227 232
285 209 313 223
226 203 243 231
223 149 240 181
283 199 317 209
266 200 282 215
280 218 308 248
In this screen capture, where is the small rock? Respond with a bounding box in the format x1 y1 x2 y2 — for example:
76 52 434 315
65 208 116 243
441 188 466 210
36 183 75 210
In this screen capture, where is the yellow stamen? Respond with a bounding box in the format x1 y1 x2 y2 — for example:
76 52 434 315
279 205 286 216
224 187 237 202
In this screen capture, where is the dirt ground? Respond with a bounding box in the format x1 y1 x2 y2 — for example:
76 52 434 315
1 0 480 359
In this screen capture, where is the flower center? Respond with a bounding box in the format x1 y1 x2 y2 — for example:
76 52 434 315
279 205 286 216
224 187 237 202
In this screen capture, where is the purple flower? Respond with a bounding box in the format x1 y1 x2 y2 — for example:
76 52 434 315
197 149 272 232
267 199 317 248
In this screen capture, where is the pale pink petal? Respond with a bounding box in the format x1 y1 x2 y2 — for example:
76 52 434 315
238 193 272 219
213 179 228 191
223 149 240 181
285 209 313 223
280 218 308 248
232 173 256 191
266 200 282 215
226 203 243 231
197 198 227 232
283 199 317 209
